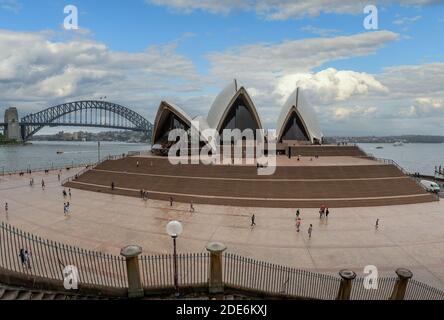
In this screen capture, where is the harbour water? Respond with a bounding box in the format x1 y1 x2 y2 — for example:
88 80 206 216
0 141 443 176
0 141 149 172
358 143 444 176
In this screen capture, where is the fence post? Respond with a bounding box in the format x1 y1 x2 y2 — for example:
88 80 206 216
120 245 143 298
390 268 413 300
206 242 227 294
336 269 356 300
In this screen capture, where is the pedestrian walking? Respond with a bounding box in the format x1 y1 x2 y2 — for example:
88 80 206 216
136 160 140 168
5 202 8 213
69 188 72 198
58 174 61 182
111 182 115 190
325 208 330 218
170 196 173 207
251 214 256 227
41 179 45 190
296 217 301 232
64 203 67 215
19 249 26 267
24 250 31 269
308 224 313 238
375 218 379 230
190 201 195 213
296 208 300 218
63 189 67 198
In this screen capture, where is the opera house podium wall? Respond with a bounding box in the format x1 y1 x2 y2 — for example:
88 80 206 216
64 147 437 208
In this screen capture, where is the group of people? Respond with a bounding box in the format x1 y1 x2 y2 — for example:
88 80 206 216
62 188 72 198
319 205 330 219
249 207 332 239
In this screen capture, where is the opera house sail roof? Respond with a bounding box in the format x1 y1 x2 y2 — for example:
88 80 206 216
151 81 323 150
206 79 263 135
276 88 323 144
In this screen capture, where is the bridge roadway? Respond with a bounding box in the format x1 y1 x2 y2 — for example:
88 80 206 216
1 167 444 289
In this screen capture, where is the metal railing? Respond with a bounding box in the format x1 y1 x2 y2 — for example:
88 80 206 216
139 253 209 288
61 164 95 185
0 222 127 288
363 156 439 200
223 253 340 299
350 277 397 300
1 222 444 299
60 154 129 185
405 279 444 300
1 162 96 176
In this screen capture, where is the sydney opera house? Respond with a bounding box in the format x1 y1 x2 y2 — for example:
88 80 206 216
151 80 323 155
64 80 437 209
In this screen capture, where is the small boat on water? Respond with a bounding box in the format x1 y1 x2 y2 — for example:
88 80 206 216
56 150 64 154
393 141 404 147
376 146 384 149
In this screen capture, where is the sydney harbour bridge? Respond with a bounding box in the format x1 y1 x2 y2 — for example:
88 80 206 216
1 100 153 142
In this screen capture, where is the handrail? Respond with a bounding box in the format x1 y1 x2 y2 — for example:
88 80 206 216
1 162 96 176
2 221 444 298
61 164 95 185
60 154 131 185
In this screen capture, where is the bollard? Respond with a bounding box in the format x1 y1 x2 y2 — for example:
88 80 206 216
206 242 227 294
390 268 413 300
120 245 143 298
336 269 357 300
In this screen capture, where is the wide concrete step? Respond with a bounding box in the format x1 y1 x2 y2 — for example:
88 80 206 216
1 290 20 300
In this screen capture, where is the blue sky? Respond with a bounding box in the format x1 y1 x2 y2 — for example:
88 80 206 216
1 0 444 135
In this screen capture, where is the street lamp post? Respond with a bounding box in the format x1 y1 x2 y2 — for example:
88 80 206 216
166 220 183 297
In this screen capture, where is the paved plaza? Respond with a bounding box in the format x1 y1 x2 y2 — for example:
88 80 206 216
1 168 444 289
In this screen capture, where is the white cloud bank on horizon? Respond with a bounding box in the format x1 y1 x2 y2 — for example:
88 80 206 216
1 28 444 135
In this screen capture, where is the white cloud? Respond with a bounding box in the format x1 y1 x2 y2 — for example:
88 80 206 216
275 68 388 104
393 15 422 25
400 97 444 117
148 0 439 20
0 0 21 13
300 25 340 37
206 31 399 82
1 26 444 136
0 29 200 121
331 106 378 119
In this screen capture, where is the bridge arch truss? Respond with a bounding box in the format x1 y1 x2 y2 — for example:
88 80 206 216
20 100 153 141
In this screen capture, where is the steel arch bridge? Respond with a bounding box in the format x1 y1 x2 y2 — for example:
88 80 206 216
19 100 153 141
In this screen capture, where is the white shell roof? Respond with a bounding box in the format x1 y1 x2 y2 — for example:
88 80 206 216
206 80 263 132
151 100 193 143
276 88 323 143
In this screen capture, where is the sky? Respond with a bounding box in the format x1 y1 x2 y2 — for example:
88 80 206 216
0 0 444 136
